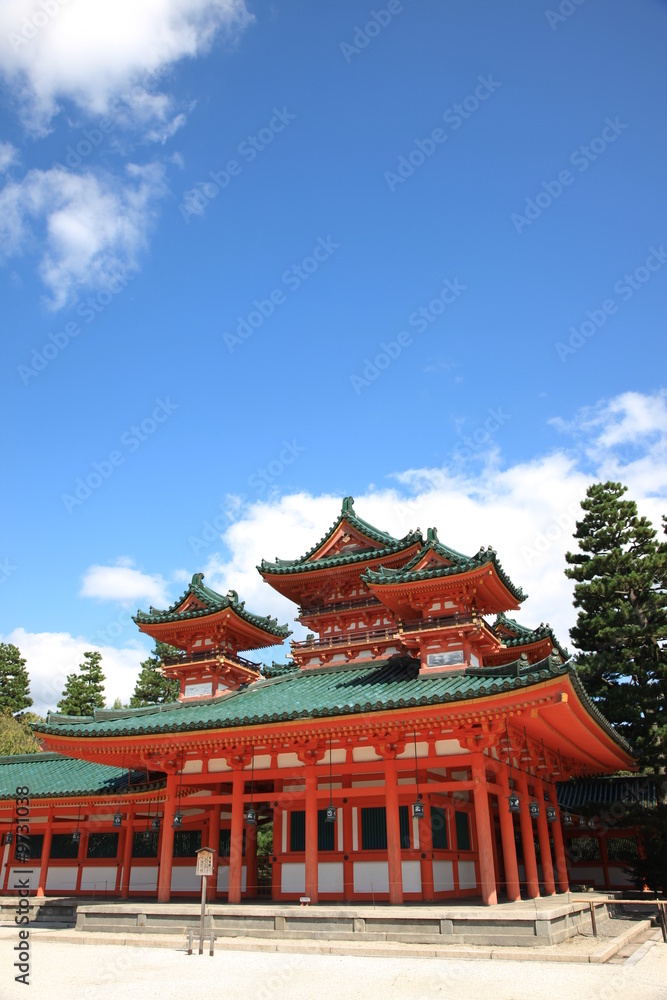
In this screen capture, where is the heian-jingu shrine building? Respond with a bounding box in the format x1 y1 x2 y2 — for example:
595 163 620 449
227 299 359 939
1 498 633 905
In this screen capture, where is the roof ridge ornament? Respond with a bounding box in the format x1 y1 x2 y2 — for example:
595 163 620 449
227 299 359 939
341 496 355 514
191 572 204 587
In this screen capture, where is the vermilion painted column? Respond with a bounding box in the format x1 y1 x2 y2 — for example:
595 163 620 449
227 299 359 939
550 801 570 893
497 766 521 902
471 756 497 905
207 794 221 902
419 802 435 902
245 821 258 898
535 780 556 895
384 756 403 905
120 808 134 898
342 775 354 901
305 764 319 903
157 775 177 903
272 781 282 901
228 767 245 904
516 772 539 899
36 810 53 897
75 828 89 894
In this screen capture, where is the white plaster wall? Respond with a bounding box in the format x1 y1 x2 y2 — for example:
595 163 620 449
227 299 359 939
8 867 39 890
45 866 77 891
318 862 344 893
401 860 421 893
171 866 199 892
217 866 247 892
433 860 454 892
353 861 388 893
129 866 157 892
281 863 306 894
458 861 477 889
79 866 117 892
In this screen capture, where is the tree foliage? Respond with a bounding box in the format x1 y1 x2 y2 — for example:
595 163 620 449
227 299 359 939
57 650 106 716
0 709 41 755
565 481 667 771
130 642 180 707
0 643 33 715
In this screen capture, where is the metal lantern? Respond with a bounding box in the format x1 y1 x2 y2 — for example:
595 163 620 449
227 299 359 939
151 816 161 832
508 792 521 814
528 799 540 819
246 807 257 826
113 810 123 828
412 797 425 820
142 829 152 843
562 812 573 826
546 805 557 824
325 805 336 824
72 828 80 844
172 810 183 829
5 832 13 845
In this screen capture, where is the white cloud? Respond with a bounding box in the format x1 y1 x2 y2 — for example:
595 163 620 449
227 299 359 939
79 560 171 607
1 627 146 717
0 161 167 307
0 141 19 172
0 0 253 136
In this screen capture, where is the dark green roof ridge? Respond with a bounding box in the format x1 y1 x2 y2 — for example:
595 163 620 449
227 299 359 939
490 614 569 659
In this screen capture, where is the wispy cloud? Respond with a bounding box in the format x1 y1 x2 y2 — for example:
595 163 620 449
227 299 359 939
0 161 168 308
79 559 171 607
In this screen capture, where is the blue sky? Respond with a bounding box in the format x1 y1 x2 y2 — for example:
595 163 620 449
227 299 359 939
1 0 666 713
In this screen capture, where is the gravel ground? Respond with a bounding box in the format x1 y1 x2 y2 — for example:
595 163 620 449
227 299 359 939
2 936 667 1000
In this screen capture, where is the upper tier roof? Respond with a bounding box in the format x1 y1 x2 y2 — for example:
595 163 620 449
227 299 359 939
491 613 568 659
362 528 526 603
258 496 422 576
133 574 290 640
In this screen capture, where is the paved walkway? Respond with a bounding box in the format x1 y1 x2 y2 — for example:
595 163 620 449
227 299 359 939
2 936 667 1000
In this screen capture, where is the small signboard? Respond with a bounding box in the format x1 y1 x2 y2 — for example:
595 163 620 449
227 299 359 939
196 847 214 877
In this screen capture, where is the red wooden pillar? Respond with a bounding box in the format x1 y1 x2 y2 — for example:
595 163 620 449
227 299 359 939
419 802 434 902
120 808 134 898
535 780 556 895
36 810 53 897
342 775 354 900
228 767 245 904
384 756 403 905
157 775 177 903
305 763 319 903
207 794 221 902
550 803 570 893
245 822 258 898
75 827 89 894
516 772 539 899
497 766 521 902
471 756 497 905
272 781 282 901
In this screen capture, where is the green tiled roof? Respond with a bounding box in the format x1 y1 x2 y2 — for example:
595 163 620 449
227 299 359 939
258 496 422 574
490 613 569 659
134 574 290 640
32 655 630 755
556 775 658 810
362 543 526 603
0 753 149 801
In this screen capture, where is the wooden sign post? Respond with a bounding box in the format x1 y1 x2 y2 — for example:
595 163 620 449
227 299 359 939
195 847 215 955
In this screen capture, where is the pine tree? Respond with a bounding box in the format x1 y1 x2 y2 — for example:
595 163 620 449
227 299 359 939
57 651 106 716
0 643 33 715
130 642 180 707
0 709 41 755
565 482 667 771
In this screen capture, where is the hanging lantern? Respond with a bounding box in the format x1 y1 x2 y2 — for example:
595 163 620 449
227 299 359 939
72 828 80 844
508 792 521 814
142 828 152 842
412 795 424 820
113 810 123 828
528 799 540 819
151 816 161 832
325 734 337 823
172 810 183 829
246 807 257 826
546 805 557 823
562 812 573 826
5 832 13 845
325 804 337 824
505 720 521 814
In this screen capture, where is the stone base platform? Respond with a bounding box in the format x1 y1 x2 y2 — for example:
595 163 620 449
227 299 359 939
63 895 605 948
